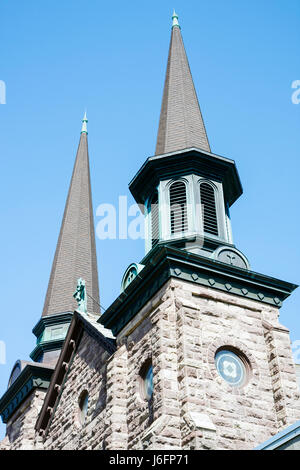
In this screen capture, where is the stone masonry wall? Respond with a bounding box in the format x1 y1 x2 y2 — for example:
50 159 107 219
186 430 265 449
0 389 47 450
123 283 181 450
263 321 300 428
44 331 111 450
116 278 300 450
173 279 300 449
104 344 128 450
3 277 299 451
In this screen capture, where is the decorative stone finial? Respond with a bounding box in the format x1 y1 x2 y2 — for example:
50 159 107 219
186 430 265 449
172 10 180 28
73 278 87 313
81 111 88 134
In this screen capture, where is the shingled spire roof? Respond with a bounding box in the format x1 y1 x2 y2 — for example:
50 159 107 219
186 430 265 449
155 11 211 155
42 113 100 317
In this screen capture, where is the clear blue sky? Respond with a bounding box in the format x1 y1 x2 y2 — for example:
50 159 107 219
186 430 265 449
0 0 299 439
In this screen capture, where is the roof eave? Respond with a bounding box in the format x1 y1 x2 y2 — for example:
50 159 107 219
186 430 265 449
129 148 243 208
100 245 298 336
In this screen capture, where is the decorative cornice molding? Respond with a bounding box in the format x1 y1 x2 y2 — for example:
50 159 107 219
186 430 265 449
32 312 73 338
129 148 242 208
30 339 66 362
99 246 298 336
0 364 54 424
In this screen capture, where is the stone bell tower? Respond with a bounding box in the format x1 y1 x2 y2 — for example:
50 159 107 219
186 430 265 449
130 12 247 268
99 12 300 450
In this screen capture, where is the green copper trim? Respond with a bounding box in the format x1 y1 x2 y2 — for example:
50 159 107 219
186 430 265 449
129 148 243 209
73 278 87 313
99 245 298 336
81 111 88 134
0 364 54 424
172 10 180 29
31 312 73 361
30 339 68 362
32 312 73 339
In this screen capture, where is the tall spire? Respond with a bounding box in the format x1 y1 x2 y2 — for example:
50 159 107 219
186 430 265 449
42 117 100 318
155 11 211 155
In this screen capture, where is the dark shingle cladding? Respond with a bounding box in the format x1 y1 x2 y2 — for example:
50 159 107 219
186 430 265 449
155 20 211 155
42 130 100 317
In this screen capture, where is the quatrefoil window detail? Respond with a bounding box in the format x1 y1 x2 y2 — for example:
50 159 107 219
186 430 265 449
124 267 138 289
215 348 250 388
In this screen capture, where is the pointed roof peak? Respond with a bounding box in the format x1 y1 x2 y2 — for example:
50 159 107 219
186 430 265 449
81 111 88 134
172 9 180 28
42 118 100 320
155 15 210 155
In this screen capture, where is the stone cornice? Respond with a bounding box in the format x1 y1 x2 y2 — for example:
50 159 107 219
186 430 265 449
99 246 298 336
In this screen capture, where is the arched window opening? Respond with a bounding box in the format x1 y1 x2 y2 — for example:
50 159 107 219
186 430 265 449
139 361 154 425
150 191 159 249
78 390 89 426
200 183 218 236
170 181 188 234
143 365 153 401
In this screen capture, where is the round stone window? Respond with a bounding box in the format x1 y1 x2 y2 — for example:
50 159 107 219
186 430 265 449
215 348 249 388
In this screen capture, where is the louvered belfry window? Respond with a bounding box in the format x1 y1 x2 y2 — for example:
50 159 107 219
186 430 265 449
150 191 159 248
200 183 219 236
170 181 188 234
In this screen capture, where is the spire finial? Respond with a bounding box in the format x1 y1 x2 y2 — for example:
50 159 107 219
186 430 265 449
81 111 88 134
172 10 180 28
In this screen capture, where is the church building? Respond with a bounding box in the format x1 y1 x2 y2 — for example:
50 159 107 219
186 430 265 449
0 12 299 451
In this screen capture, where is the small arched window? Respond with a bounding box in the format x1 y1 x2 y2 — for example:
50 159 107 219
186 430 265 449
150 190 159 249
170 181 188 234
200 183 218 236
78 390 89 426
139 361 154 425
143 365 153 401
